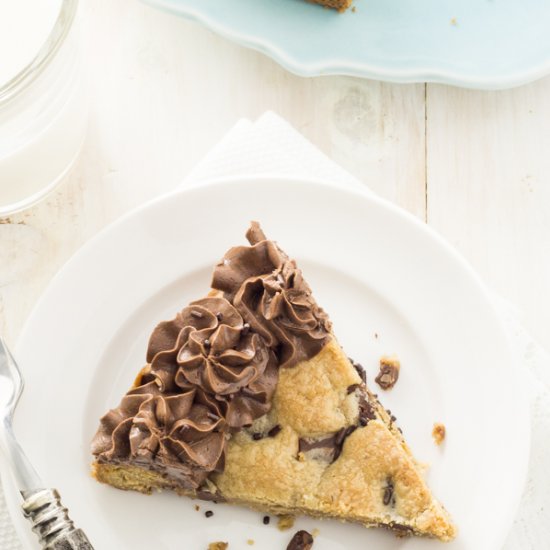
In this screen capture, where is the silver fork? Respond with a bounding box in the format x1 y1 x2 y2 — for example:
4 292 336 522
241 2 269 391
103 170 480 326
0 337 94 549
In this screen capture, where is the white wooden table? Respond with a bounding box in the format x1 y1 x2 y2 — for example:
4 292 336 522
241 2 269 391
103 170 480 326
1 0 550 358
1 1 550 547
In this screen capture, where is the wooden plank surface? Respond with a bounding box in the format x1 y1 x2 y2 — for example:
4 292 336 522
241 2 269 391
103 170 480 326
427 77 550 349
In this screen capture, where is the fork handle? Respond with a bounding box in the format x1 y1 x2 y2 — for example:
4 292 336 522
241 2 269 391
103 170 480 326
21 488 94 549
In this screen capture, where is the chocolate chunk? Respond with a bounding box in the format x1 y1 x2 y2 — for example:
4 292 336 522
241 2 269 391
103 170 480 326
263 515 270 525
349 358 367 383
196 489 225 503
252 432 263 441
286 530 314 550
205 510 214 518
347 383 359 394
267 424 282 438
358 393 376 426
383 478 395 507
334 427 347 447
299 435 335 454
375 357 400 390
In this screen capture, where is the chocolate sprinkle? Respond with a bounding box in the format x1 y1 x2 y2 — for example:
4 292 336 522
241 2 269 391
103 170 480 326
268 424 282 438
252 432 263 441
205 510 214 518
286 530 314 550
263 516 270 525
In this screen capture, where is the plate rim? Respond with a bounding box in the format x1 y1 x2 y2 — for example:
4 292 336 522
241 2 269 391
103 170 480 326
6 174 531 548
141 0 550 90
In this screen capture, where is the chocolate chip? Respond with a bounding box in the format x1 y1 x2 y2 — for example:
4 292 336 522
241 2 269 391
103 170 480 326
205 510 214 518
375 358 400 390
286 529 314 550
263 515 270 525
268 424 282 437
347 384 359 394
216 312 223 322
383 478 395 507
241 323 250 336
358 393 376 426
348 358 367 383
191 310 204 319
252 432 263 441
204 339 211 348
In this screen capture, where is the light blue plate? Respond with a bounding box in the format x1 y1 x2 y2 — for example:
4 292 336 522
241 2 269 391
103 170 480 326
143 0 550 89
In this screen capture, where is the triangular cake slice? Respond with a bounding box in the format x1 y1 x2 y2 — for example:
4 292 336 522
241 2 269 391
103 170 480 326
92 223 456 541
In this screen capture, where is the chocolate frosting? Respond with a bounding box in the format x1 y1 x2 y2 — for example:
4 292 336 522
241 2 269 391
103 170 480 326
92 223 333 490
92 296 277 488
211 222 331 368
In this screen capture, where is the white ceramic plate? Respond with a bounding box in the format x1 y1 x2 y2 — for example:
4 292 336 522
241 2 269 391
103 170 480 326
4 176 529 549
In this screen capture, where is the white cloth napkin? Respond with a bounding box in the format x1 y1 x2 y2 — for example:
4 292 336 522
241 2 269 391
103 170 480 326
2 112 549 549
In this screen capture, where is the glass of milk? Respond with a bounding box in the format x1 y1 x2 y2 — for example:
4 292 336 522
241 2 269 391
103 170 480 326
0 0 87 216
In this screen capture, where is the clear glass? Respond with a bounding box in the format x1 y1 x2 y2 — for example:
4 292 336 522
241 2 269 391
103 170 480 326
0 0 87 216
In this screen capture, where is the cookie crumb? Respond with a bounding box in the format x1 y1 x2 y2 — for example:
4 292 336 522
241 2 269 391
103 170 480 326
277 515 296 531
208 543 228 550
375 356 400 390
312 528 320 538
247 540 255 546
194 504 200 511
351 6 356 12
286 530 314 549
432 423 446 445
